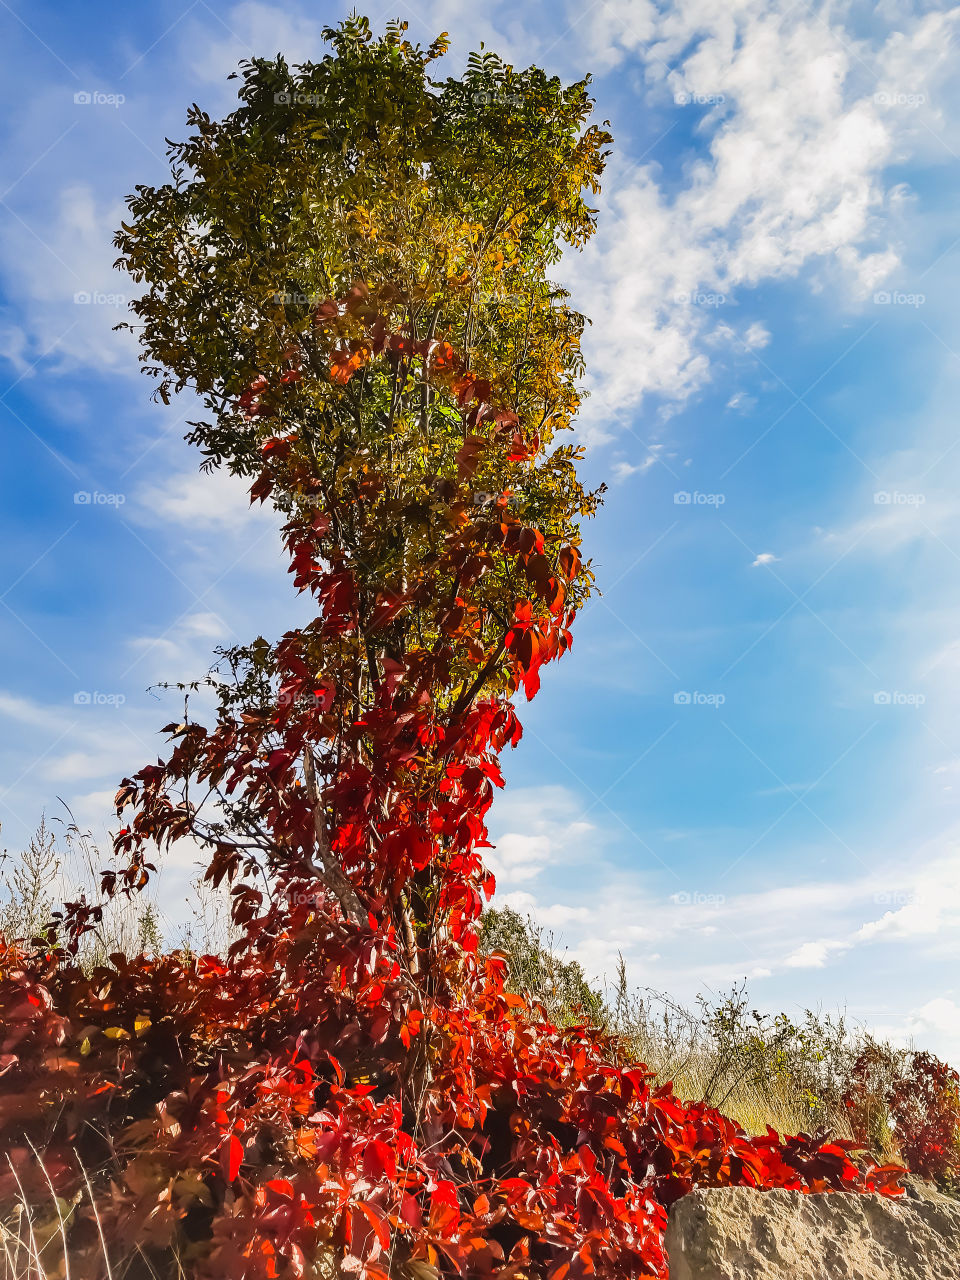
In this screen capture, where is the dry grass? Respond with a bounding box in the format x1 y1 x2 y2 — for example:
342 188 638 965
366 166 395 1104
607 973 858 1141
483 907 905 1155
2 1147 91 1280
0 814 235 965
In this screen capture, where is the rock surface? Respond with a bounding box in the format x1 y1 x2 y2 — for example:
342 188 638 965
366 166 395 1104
665 1185 960 1279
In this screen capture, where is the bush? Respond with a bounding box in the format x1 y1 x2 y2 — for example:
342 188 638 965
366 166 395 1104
478 907 606 1027
846 1044 960 1186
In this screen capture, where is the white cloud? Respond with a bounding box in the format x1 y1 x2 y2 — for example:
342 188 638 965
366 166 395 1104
487 786 598 891
742 323 771 351
821 492 949 556
0 181 136 375
488 832 551 882
137 466 278 533
751 552 779 566
500 891 593 930
784 939 850 968
726 391 756 412
908 997 960 1043
126 610 232 684
184 2 328 91
611 452 660 481
855 899 941 942
563 1 960 434
485 782 960 1053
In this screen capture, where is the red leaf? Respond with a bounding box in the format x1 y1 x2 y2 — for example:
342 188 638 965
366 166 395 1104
220 1134 242 1183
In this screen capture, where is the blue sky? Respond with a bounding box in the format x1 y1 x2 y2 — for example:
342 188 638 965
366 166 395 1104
3 0 960 1059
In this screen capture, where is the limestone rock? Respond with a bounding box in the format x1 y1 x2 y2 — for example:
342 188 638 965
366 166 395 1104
665 1186 960 1279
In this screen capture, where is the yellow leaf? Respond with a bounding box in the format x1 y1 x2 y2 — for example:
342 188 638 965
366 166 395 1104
104 1026 129 1040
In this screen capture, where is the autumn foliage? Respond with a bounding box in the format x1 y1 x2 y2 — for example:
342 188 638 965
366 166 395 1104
845 1044 960 1187
0 19 905 1280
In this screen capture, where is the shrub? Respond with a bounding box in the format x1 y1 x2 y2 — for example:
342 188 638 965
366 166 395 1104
846 1044 960 1186
891 1051 960 1185
478 906 607 1027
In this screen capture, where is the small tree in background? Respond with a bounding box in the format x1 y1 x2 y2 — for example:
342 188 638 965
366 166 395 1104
0 817 59 944
0 20 905 1280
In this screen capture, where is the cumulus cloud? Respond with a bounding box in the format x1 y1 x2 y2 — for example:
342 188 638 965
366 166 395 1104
784 939 850 968
487 786 598 890
908 997 960 1043
562 0 960 435
486 782 960 1052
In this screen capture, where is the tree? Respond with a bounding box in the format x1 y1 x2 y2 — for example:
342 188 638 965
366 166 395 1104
108 13 606 985
478 907 607 1028
0 21 904 1280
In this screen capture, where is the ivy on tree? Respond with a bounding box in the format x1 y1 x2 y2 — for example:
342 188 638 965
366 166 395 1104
0 20 906 1280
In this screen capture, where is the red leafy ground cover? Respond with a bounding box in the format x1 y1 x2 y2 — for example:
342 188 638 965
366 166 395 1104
0 937 904 1280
